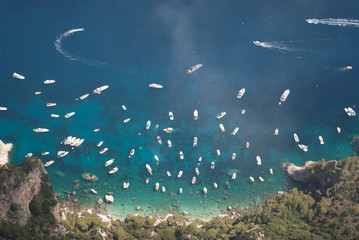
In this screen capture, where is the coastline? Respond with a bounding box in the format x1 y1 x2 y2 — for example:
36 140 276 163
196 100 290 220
0 140 13 165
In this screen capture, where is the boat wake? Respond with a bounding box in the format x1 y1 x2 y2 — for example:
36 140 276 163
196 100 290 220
306 18 359 27
253 41 297 51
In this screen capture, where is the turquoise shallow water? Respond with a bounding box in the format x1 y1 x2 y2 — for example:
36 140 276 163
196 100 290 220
1 0 359 219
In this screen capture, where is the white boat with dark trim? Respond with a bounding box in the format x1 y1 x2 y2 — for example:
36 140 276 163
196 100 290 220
193 109 198 120
157 136 162 144
33 128 49 133
193 137 197 147
99 148 108 154
231 127 239 136
57 151 69 158
163 127 173 133
105 159 114 167
237 88 246 99
219 123 225 132
78 94 89 100
344 107 356 117
169 111 174 121
123 182 130 189
64 112 75 118
216 112 226 119
41 152 50 156
43 160 54 167
211 161 215 169
186 64 203 75
93 85 109 94
319 136 324 145
97 141 103 147
146 120 151 130
279 89 290 105
13 72 25 79
256 156 262 165
47 103 56 107
149 83 163 89
109 167 118 174
0 107 7 111
130 149 135 156
167 140 172 148
44 80 55 84
179 151 184 160
154 155 159 164
298 144 308 152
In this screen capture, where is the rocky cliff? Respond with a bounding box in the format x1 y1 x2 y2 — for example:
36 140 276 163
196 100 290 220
0 140 13 166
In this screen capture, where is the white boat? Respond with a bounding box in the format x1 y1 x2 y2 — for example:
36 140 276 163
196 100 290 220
44 80 55 84
216 149 220 156
51 114 60 118
241 109 246 115
177 170 183 178
203 187 207 195
78 94 89 100
256 156 262 165
146 120 151 130
13 72 25 79
97 141 104 147
41 152 50 156
211 161 215 169
35 92 41 95
294 133 300 143
155 182 159 191
216 112 226 119
337 127 341 134
179 188 183 194
344 66 353 71
157 136 162 144
130 149 135 156
232 153 236 160
249 176 254 182
124 118 131 123
43 160 54 167
192 176 196 184
91 189 98 194
105 159 114 167
213 182 218 188
93 85 109 94
237 88 246 99
219 123 225 132
154 155 159 163
270 168 274 175
47 103 56 107
193 137 198 147
319 136 324 145
259 177 264 182
149 83 163 89
146 164 153 175
122 105 126 110
162 186 166 192
57 151 69 158
123 182 130 189
198 157 202 162
193 109 198 120
298 144 308 152
94 128 101 132
64 112 75 118
274 128 279 135
109 167 118 174
167 171 171 177
186 64 203 75
0 106 8 111
231 127 239 135
163 127 173 133
195 168 199 176
344 107 356 117
167 140 172 148
169 111 174 121
99 148 108 154
246 141 250 149
33 128 49 133
279 89 290 105
25 153 33 158
232 172 237 180
179 151 184 160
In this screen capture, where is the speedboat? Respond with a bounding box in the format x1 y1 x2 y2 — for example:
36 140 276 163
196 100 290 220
109 167 118 174
35 92 41 95
124 118 131 123
216 149 220 156
97 141 104 147
149 83 163 89
192 176 196 184
64 112 75 118
163 127 173 133
177 170 183 178
33 128 49 133
146 120 151 130
162 186 166 192
93 85 109 94
203 187 207 195
44 80 55 84
294 133 300 143
211 161 215 169
193 137 198 147
319 136 324 145
94 128 101 132
232 153 236 160
195 168 199 175
231 127 239 135
167 171 171 177
13 72 25 79
186 64 203 75
41 152 50 156
216 112 226 119
279 89 290 105
298 144 308 152
43 160 54 167
241 109 246 115
146 178 149 184
193 109 198 120
105 159 114 167
57 151 69 158
179 188 183 194
146 164 153 175
77 94 89 100
198 157 202 162
232 172 237 180
246 141 250 149
130 149 135 156
249 176 254 182
213 182 218 188
256 156 262 165
46 103 56 107
344 107 356 117
122 105 126 110
179 151 184 160
337 127 341 134
169 111 174 121
51 114 59 118
0 106 8 111
155 182 159 191
344 66 353 70
259 177 264 182
99 148 108 154
167 140 172 148
91 189 98 194
219 123 225 132
237 88 246 99
157 136 162 144
270 168 274 175
274 128 279 135
154 155 159 164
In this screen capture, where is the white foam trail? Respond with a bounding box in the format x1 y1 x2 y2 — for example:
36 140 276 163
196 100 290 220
253 41 296 51
54 28 85 61
306 18 359 27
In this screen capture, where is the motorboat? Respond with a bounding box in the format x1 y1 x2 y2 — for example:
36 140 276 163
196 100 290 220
105 159 114 167
211 161 215 169
270 168 274 175
256 156 262 165
146 120 151 130
33 128 49 133
146 164 153 175
294 133 300 142
13 72 25 79
157 136 162 144
167 140 172 148
149 83 163 89
122 105 126 110
344 107 356 117
237 88 246 99
99 148 108 154
90 189 97 194
179 188 183 194
0 107 8 111
44 80 55 84
177 170 183 178
97 141 104 147
186 64 203 75
124 118 131 123
344 66 353 71
198 157 202 162
246 141 250 149
195 168 199 175
51 114 59 118
213 182 218 188
123 182 130 189
192 176 196 184
161 186 166 192
146 178 149 184
64 112 75 118
169 111 174 121
193 109 198 120
203 187 207 195
259 177 264 182
231 127 239 135
35 92 41 95
216 112 226 119
94 128 101 132
274 128 279 135
130 149 135 156
216 149 220 156
154 155 159 164
167 171 171 177
57 151 69 158
249 176 254 182
232 153 236 160
46 103 56 107
155 182 159 191
279 89 290 105
43 160 54 167
337 127 341 134
179 151 184 160
241 109 246 115
109 167 118 174
298 144 308 152
41 152 50 155
77 94 89 100
193 137 198 147
319 136 324 145
93 85 109 94
25 153 33 158
219 123 225 132
232 172 237 180
163 127 173 133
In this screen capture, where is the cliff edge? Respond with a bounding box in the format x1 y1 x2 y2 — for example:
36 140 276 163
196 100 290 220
0 140 13 166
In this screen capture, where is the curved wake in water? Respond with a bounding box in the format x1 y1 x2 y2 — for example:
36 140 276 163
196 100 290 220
253 41 297 51
306 18 359 27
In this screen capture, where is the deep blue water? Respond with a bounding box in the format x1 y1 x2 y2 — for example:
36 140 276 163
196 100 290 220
0 0 359 219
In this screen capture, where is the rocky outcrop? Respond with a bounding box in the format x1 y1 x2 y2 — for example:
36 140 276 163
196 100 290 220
0 140 13 165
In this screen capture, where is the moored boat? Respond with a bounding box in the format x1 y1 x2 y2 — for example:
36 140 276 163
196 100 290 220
193 109 198 120
157 136 162 144
213 182 218 188
232 153 236 160
78 94 89 100
99 147 108 154
146 120 151 130
35 92 41 95
211 161 215 169
122 105 126 110
274 128 279 135
216 149 220 156
93 85 109 94
231 127 239 135
249 176 254 182
155 182 159 191
43 160 54 167
241 109 246 115
41 152 50 156
319 136 324 145
167 140 172 148
259 176 264 182
161 186 166 192
167 171 171 177
219 123 225 133
123 182 130 189
154 155 159 164
179 188 183 194
64 112 75 118
91 189 98 194
0 106 8 111
146 178 149 184
337 127 341 134
163 127 173 133
33 128 49 133
169 111 174 121
44 79 55 84
13 72 25 79
179 151 184 160
146 164 153 175
232 172 237 180
94 128 101 132
193 137 198 147
203 187 207 195
51 114 59 118
279 89 290 105
344 107 356 117
246 141 250 149
46 103 56 107
130 149 135 156
105 159 114 167
256 156 262 165
237 88 246 99
294 133 300 142
109 167 118 174
97 141 104 147
124 118 131 123
195 168 199 176
298 144 308 152
270 168 274 175
57 151 69 158
191 176 196 184
216 112 226 119
149 83 163 89
177 170 183 178
186 64 203 75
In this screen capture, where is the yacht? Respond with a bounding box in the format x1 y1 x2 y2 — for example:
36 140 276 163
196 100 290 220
169 111 174 120
44 80 55 84
213 182 218 188
259 177 264 182
97 141 103 147
43 160 54 167
177 170 183 178
130 149 135 156
193 109 198 120
123 182 130 189
337 127 341 134
33 128 49 133
216 149 220 156
249 176 255 182
122 105 126 110
46 103 57 107
163 127 173 133
195 168 199 176
109 167 118 174
167 140 172 148
186 64 203 75
203 187 207 195
146 164 153 175
35 92 41 95
64 112 75 118
246 141 250 149
279 89 290 105
155 182 160 191
149 83 163 89
192 176 196 184
167 171 171 177
57 151 69 158
211 161 215 169
319 136 324 145
93 85 109 94
93 128 101 132
105 159 114 167
298 144 308 152
157 136 162 144
237 88 246 99
270 168 274 175
179 151 184 160
90 189 98 194
294 133 300 142
232 172 237 180
274 128 279 135
256 156 262 165
0 107 8 111
193 137 198 147
161 186 166 192
231 127 239 135
51 114 59 118
219 123 225 132
232 153 236 160
146 120 151 130
344 66 353 71
78 94 89 100
344 107 356 117
124 118 131 123
13 72 25 79
41 152 50 156
216 112 226 119
99 147 108 154
179 188 183 194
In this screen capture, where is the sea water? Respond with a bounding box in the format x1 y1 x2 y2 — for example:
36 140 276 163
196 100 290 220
0 0 358 219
